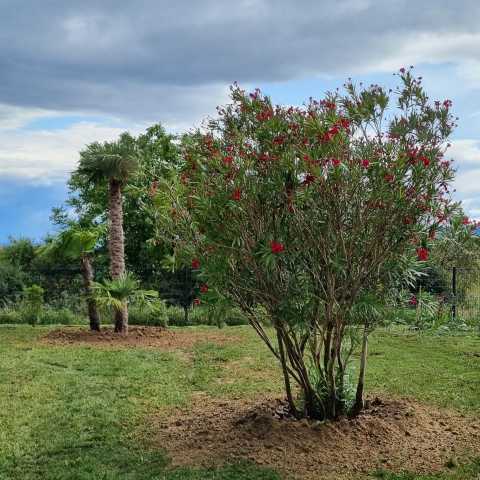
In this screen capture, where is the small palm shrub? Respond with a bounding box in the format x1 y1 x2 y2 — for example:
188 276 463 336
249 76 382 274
93 272 158 332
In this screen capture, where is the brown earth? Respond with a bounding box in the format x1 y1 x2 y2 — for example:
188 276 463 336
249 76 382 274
42 326 238 350
151 394 480 480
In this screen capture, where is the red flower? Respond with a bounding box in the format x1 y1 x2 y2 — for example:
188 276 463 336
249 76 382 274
420 155 430 167
361 159 370 168
320 132 333 143
193 298 201 306
332 158 341 167
462 217 470 225
302 174 316 186
270 241 285 254
321 100 336 110
384 173 394 182
191 258 200 269
416 247 429 261
200 284 209 294
339 118 350 130
223 156 233 166
231 188 242 201
328 125 340 136
409 295 418 306
149 180 158 196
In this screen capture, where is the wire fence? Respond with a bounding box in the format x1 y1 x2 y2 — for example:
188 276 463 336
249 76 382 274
450 267 480 325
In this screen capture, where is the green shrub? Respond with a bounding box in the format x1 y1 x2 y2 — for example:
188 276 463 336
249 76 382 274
0 305 23 324
166 306 191 326
129 300 168 327
21 284 44 326
39 308 81 325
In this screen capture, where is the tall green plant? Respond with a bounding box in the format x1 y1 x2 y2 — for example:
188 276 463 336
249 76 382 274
76 133 139 334
155 70 457 420
40 224 104 331
22 284 44 326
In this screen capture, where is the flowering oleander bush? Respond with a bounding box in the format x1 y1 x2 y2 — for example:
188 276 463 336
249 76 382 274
154 68 458 419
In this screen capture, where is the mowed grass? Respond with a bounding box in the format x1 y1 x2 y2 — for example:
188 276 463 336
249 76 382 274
0 325 479 480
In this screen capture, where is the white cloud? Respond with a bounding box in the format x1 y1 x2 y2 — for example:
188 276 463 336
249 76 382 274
450 139 480 217
0 121 147 183
0 104 61 131
449 139 480 168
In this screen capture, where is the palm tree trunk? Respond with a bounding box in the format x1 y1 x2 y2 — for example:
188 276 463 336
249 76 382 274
80 254 100 331
108 179 128 334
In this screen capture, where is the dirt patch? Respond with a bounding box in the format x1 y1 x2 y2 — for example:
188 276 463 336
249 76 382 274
42 326 238 350
151 394 480 480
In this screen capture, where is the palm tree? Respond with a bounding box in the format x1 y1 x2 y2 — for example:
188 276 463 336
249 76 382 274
77 133 139 334
92 273 158 321
40 225 103 331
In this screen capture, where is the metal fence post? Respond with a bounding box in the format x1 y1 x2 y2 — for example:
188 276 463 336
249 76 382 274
451 266 457 322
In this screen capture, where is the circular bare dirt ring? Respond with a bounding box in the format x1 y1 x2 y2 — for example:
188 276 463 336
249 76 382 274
41 326 239 350
151 394 480 480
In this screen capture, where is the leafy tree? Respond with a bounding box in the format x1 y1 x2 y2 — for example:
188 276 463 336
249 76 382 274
67 124 180 289
155 70 457 420
0 261 26 304
76 133 139 333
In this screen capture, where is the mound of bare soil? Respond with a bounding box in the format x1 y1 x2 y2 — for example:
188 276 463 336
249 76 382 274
42 326 237 349
152 394 480 480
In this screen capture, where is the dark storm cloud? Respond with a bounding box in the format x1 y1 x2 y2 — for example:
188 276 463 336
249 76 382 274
0 0 479 120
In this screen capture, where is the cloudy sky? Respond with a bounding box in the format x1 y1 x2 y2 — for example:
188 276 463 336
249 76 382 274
1 0 479 242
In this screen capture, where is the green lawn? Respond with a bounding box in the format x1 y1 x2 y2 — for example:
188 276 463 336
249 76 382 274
0 325 479 480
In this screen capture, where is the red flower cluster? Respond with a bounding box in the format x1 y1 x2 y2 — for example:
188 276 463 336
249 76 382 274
361 159 370 168
231 188 242 201
223 156 233 166
409 295 418 306
149 180 158 197
193 298 201 306
321 118 350 143
462 216 470 225
320 100 336 110
416 247 429 261
420 155 430 167
191 258 200 269
270 241 285 254
302 174 316 186
200 284 209 294
256 108 273 122
331 158 341 167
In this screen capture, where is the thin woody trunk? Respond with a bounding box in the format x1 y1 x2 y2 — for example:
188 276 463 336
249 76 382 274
276 328 299 418
108 179 128 334
80 254 100 331
353 323 368 414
